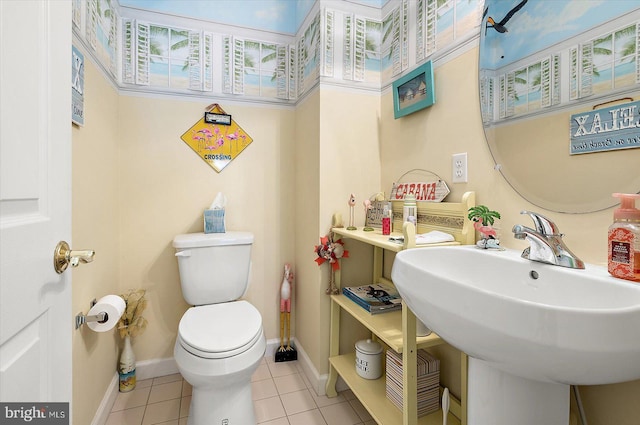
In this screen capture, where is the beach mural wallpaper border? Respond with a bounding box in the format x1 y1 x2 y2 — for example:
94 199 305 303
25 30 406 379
75 0 488 103
480 0 640 124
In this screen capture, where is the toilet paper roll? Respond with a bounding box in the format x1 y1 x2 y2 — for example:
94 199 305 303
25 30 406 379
87 295 126 332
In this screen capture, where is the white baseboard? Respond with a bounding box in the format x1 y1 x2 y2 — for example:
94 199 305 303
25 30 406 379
90 373 119 425
90 358 179 425
264 337 349 396
265 337 282 359
92 338 342 425
135 357 179 381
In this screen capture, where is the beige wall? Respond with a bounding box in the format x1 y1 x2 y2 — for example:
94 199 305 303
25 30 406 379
72 40 638 425
116 95 296 361
72 57 296 422
292 91 323 372
71 58 121 425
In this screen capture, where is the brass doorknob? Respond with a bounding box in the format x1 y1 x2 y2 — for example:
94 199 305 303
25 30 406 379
54 241 95 274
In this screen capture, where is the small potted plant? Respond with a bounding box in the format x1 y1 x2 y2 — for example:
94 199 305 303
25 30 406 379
468 205 501 249
117 289 148 392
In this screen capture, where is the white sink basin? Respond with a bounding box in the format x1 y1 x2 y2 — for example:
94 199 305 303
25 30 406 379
391 245 640 386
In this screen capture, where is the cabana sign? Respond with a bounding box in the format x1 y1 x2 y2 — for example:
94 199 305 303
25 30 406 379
570 100 640 155
390 180 450 202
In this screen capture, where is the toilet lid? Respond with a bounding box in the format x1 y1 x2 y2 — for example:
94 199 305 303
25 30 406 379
179 300 263 358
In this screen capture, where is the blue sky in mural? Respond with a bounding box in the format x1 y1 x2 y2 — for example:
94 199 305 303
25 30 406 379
481 0 640 69
119 0 387 34
120 0 300 33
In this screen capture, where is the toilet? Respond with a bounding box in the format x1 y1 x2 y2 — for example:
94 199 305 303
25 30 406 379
173 231 265 425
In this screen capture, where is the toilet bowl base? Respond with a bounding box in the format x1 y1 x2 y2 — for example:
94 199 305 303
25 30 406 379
188 381 255 425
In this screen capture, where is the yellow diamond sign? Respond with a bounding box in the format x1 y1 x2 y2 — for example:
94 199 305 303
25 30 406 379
180 104 253 173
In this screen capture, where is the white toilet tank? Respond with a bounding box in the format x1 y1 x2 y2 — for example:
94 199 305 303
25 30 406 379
173 232 254 306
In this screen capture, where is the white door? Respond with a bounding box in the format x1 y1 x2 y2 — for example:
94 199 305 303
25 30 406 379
0 0 73 414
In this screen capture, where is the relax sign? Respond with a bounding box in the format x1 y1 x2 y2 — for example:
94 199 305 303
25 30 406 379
570 100 640 154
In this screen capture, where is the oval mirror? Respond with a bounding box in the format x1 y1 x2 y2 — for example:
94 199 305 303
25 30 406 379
479 0 640 213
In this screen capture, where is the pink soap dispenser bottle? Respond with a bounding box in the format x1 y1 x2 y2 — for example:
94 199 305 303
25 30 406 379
382 204 391 235
608 193 640 282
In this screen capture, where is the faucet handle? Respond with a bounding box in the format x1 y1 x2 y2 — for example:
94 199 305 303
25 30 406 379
520 210 561 236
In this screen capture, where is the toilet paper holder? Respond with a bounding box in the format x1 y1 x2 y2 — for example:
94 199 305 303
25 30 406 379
75 298 108 329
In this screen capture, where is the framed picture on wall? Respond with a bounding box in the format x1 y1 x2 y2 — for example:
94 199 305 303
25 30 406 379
392 61 435 119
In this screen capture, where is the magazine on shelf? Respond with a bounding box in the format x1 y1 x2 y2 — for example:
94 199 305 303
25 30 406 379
342 283 402 314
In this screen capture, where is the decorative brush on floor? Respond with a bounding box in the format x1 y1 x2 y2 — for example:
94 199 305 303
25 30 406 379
276 264 297 362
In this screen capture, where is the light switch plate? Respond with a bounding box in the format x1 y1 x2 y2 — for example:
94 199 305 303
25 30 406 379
452 153 468 183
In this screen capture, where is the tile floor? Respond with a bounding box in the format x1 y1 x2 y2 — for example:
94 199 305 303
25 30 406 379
106 358 376 425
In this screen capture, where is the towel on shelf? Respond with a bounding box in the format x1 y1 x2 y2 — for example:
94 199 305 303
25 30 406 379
415 231 455 245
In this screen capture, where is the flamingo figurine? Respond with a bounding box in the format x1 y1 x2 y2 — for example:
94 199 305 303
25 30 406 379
473 217 497 240
468 205 501 249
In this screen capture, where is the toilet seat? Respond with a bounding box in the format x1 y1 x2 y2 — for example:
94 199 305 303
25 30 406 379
178 300 263 359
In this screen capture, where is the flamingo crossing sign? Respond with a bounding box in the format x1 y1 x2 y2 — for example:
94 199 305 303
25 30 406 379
180 104 253 172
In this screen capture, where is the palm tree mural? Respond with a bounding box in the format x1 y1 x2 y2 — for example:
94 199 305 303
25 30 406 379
149 26 189 73
381 12 396 62
590 33 612 78
382 0 456 70
244 40 260 69
617 25 637 58
150 27 188 57
301 15 320 76
366 21 382 57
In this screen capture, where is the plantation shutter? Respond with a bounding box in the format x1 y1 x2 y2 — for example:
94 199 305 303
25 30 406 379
425 0 437 57
499 73 515 119
276 45 288 99
203 33 213 92
297 37 305 96
569 46 579 100
288 45 297 100
343 15 353 80
499 75 506 119
580 42 594 97
313 14 321 79
322 9 335 77
506 72 515 117
354 17 366 81
480 75 494 124
552 55 560 106
402 0 409 71
122 19 135 84
391 7 402 77
108 7 118 77
636 24 640 84
223 36 232 94
540 57 551 108
72 0 82 30
86 0 98 50
233 37 245 94
416 0 425 62
487 76 495 124
188 31 202 91
136 22 150 85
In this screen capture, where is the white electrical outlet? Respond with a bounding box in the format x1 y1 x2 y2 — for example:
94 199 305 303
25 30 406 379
452 152 468 183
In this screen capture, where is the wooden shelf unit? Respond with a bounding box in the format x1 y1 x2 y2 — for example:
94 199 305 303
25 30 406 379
325 191 475 425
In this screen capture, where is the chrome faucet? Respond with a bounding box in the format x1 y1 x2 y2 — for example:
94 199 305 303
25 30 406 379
512 211 585 269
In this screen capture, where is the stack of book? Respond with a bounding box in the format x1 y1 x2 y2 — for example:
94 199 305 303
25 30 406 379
341 283 402 314
385 348 440 416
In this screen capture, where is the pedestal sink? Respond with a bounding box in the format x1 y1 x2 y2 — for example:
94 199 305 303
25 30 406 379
391 246 640 425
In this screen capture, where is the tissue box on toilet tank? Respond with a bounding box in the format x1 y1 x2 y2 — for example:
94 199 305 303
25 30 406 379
204 209 225 233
